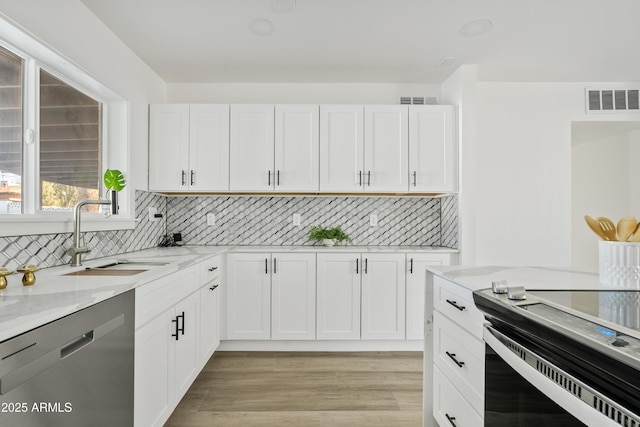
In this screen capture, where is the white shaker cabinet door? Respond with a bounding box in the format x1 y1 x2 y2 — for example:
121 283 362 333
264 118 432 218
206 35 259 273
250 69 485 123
226 253 272 340
361 253 406 340
149 104 190 191
364 105 409 192
199 278 220 364
274 105 319 192
229 104 275 192
271 253 316 340
172 291 201 402
408 105 457 192
189 104 229 191
316 253 361 340
405 253 452 340
319 105 364 192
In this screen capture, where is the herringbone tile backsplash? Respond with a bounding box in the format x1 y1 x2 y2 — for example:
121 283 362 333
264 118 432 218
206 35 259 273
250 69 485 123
0 191 457 270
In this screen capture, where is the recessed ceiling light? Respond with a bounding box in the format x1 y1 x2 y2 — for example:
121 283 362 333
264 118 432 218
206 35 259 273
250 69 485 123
250 18 275 36
459 19 493 37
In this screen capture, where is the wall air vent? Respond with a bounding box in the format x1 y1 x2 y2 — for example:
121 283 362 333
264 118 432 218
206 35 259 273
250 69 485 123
399 96 438 105
586 87 640 113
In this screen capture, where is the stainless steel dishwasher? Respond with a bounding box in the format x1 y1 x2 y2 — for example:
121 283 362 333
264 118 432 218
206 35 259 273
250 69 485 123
0 290 134 426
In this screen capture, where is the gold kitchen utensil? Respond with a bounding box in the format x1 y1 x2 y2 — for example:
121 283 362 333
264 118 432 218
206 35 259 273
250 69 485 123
617 216 638 242
0 268 12 289
632 222 640 242
17 264 39 286
597 217 617 241
584 215 607 240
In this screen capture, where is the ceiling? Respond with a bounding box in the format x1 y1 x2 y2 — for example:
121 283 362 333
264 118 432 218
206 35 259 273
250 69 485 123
80 0 640 84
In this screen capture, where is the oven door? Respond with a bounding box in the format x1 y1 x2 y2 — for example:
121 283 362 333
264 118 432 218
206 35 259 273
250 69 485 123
484 325 627 427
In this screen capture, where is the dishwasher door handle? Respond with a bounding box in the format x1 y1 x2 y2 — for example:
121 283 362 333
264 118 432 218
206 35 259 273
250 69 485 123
0 313 125 395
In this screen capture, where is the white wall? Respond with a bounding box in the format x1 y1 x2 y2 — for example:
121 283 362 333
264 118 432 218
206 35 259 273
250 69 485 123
474 82 640 267
0 0 166 191
572 130 640 267
167 83 440 104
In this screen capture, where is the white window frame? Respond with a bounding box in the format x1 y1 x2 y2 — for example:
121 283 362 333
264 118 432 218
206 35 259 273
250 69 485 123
0 17 134 237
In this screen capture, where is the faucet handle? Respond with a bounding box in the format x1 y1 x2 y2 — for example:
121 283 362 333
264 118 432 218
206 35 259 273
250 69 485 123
67 246 90 257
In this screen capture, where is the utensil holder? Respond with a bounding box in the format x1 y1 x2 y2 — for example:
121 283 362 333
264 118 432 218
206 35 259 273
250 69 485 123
599 241 640 287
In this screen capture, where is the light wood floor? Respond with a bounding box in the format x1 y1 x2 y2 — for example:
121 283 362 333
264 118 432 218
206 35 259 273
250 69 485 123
165 351 424 427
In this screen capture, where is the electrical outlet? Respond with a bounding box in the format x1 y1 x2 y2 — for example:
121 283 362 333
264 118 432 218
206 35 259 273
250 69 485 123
148 207 157 222
369 213 378 227
206 213 216 226
292 213 301 226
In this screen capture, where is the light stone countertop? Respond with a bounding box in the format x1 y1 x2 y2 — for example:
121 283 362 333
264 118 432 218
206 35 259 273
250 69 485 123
425 265 622 292
0 245 455 342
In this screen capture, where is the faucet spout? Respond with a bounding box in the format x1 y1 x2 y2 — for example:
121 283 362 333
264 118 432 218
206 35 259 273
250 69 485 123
67 191 119 267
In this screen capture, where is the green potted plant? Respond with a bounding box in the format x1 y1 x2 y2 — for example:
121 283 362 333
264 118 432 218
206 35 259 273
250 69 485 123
309 225 352 247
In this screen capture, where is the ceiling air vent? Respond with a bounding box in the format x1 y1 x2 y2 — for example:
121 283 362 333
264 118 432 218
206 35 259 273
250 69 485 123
399 96 438 105
586 87 640 113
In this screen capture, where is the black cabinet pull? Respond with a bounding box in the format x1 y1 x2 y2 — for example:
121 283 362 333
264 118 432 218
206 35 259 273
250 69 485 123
446 351 465 368
208 266 218 272
356 258 359 274
181 170 186 186
446 299 466 311
265 258 268 274
277 170 280 186
445 414 457 427
273 258 277 274
268 170 271 186
178 311 185 336
171 316 180 341
359 170 362 186
190 170 195 185
364 258 368 274
412 171 417 186
409 258 414 274
367 170 371 186
209 284 219 291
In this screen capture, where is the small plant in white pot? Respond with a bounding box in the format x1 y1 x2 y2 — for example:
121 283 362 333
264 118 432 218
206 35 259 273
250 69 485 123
309 226 352 247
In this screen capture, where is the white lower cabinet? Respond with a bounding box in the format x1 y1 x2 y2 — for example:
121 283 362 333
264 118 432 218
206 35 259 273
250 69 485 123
226 252 316 340
135 258 222 427
432 275 485 426
199 259 221 362
405 253 452 340
316 252 408 340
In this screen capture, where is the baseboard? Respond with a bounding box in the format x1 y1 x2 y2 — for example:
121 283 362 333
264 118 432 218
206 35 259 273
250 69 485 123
217 340 424 352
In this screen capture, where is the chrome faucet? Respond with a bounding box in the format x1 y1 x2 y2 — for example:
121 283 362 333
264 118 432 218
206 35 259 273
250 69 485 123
67 190 118 267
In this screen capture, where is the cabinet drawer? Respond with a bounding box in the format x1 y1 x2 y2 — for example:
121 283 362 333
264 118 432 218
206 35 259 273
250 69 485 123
434 365 483 427
433 310 484 414
434 276 484 338
200 255 221 282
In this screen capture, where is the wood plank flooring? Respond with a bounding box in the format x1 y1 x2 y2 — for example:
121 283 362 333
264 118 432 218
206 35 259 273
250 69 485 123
165 351 423 427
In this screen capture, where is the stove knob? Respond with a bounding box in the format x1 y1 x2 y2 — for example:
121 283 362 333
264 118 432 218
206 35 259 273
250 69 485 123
492 280 509 294
507 286 527 301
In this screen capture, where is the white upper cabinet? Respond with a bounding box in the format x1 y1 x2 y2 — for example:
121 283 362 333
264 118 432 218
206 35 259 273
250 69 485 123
408 105 457 192
274 105 319 192
364 105 409 192
230 104 319 192
149 104 189 192
229 104 275 192
320 105 408 193
149 104 229 192
319 105 364 192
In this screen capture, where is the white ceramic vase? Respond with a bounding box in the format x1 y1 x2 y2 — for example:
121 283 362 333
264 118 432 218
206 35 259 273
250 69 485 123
322 239 335 247
599 241 640 288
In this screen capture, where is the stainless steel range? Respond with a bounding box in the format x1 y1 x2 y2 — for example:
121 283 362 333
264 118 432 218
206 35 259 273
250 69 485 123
473 284 640 427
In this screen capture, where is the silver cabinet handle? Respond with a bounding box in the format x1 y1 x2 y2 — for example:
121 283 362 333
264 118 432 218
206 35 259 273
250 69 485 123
412 171 417 186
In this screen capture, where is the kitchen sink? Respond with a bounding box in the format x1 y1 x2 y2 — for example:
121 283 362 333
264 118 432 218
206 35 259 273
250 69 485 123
64 260 170 276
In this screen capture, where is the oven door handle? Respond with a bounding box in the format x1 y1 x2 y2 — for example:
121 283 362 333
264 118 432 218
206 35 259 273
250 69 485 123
484 325 629 427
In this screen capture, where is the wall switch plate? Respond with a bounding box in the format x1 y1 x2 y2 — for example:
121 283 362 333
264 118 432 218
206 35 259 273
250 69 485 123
206 213 216 226
148 207 158 222
369 213 378 227
292 213 301 226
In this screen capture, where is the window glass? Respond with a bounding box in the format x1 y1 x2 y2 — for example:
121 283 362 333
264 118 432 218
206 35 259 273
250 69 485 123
0 47 22 214
39 70 101 212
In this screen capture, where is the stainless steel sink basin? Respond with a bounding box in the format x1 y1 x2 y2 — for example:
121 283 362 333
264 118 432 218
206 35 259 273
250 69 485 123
64 260 170 276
